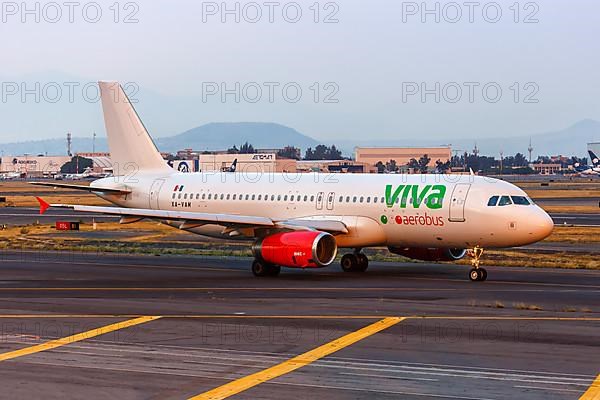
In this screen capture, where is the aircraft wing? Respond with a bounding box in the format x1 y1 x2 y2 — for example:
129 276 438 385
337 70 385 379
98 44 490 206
30 182 131 195
35 198 348 234
45 203 276 227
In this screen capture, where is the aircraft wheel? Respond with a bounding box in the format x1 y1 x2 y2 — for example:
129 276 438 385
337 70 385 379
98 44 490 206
469 268 481 282
480 268 487 281
268 265 281 277
356 254 369 272
341 254 359 272
252 260 271 277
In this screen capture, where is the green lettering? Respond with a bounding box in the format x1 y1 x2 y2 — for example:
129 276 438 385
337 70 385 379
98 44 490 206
385 185 404 208
412 185 431 208
400 185 411 208
426 185 446 209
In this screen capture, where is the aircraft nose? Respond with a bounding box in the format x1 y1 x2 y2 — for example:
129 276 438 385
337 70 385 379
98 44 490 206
534 208 554 240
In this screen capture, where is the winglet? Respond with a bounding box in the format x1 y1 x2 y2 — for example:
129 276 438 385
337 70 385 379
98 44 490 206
35 197 50 215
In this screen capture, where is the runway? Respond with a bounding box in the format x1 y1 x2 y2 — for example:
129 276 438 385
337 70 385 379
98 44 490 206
0 251 598 399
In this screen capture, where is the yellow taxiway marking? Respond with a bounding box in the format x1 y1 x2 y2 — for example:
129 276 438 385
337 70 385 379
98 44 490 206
0 315 596 321
0 314 386 320
189 317 404 400
580 374 600 400
0 316 160 362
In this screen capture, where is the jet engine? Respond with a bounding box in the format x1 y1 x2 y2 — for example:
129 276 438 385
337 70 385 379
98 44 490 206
253 231 338 268
388 247 467 262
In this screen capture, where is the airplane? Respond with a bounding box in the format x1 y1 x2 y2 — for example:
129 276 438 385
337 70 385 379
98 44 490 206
1 172 22 180
575 150 600 176
32 82 554 282
64 167 110 180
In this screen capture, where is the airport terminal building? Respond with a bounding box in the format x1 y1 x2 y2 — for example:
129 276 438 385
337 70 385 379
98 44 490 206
0 156 71 176
198 152 298 174
355 146 453 171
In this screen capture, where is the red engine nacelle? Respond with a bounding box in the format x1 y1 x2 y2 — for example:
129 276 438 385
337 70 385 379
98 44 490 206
388 247 467 262
253 231 338 268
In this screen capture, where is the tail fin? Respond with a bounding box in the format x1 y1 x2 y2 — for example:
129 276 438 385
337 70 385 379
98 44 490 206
99 82 170 174
588 150 600 166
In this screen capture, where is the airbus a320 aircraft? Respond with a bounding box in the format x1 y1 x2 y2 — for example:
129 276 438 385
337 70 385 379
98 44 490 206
33 82 554 281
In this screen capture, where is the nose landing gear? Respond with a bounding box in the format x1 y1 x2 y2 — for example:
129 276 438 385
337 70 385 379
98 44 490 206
467 246 487 282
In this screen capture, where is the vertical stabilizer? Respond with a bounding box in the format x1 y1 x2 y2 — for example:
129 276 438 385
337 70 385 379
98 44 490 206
99 82 170 174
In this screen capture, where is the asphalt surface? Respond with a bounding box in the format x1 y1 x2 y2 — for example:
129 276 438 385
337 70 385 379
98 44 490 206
0 251 597 400
550 213 600 226
1 207 599 227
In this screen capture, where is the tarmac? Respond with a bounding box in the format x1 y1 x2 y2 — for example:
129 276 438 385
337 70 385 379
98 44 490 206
0 251 597 399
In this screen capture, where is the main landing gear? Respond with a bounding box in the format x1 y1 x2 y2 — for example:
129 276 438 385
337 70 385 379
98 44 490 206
251 259 281 277
340 251 369 273
467 246 487 282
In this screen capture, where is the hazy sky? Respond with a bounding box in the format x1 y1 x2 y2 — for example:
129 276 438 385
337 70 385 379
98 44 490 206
1 0 599 142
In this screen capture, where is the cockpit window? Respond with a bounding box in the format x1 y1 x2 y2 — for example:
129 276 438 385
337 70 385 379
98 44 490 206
511 196 531 205
487 196 499 206
498 196 512 206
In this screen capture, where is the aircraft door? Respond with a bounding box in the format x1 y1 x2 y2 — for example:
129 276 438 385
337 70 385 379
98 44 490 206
316 192 324 210
449 183 471 222
149 179 165 209
326 192 335 210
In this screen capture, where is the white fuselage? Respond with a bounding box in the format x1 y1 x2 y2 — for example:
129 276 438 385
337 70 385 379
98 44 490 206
92 171 554 250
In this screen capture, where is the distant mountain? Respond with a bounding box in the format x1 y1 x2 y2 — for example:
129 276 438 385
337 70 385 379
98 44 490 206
0 122 319 156
1 120 598 159
155 122 319 153
334 119 600 158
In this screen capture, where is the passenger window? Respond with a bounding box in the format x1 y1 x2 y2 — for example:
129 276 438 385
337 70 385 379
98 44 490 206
290 195 294 201
172 193 176 199
374 197 378 204
284 195 288 201
339 196 343 202
488 196 499 206
258 195 262 201
310 195 315 202
353 196 357 203
196 194 200 200
178 193 182 199
202 194 206 200
498 196 512 206
184 193 188 199
245 195 250 200
511 196 531 205
367 197 371 203
278 195 282 201
220 194 224 200
252 195 256 201
232 194 236 200
360 196 364 203
271 195 275 201
303 195 308 202
208 194 212 200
